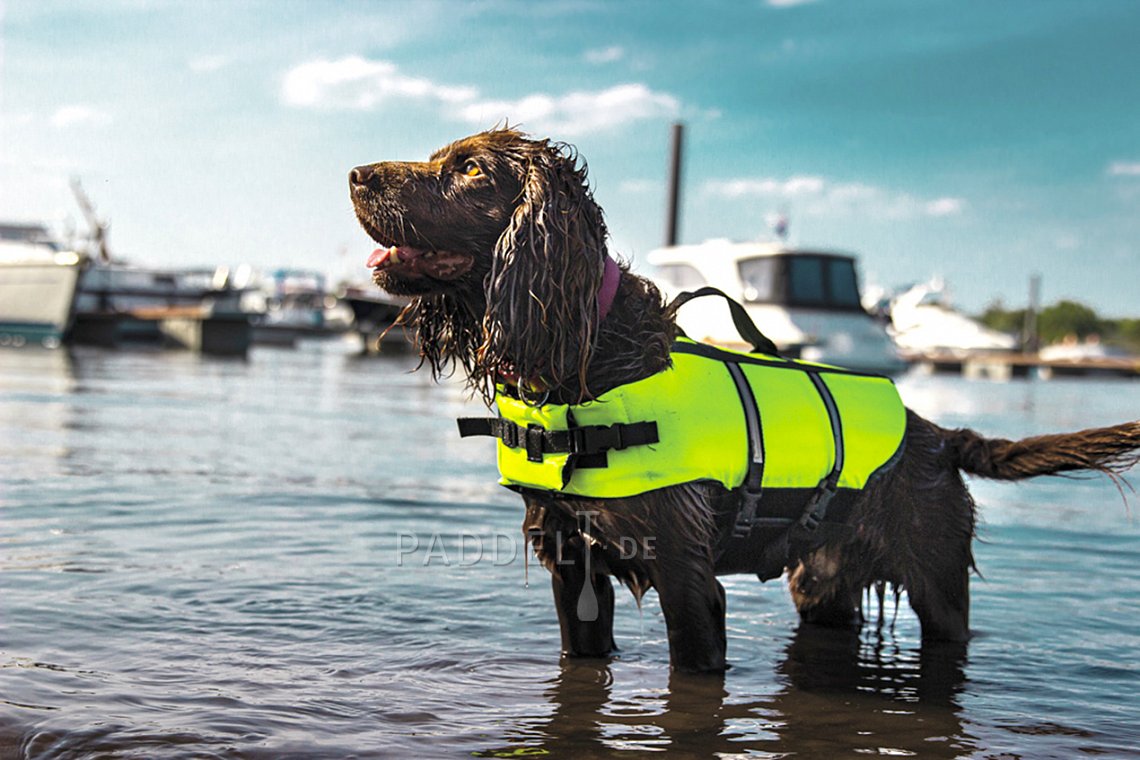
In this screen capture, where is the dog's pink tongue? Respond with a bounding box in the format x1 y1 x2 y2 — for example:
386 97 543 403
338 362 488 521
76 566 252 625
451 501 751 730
367 246 395 268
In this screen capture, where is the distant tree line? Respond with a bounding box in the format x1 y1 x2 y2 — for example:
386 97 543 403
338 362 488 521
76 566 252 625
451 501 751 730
978 300 1140 353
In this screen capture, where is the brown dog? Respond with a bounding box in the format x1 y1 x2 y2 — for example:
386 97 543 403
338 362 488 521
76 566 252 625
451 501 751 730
350 128 1140 673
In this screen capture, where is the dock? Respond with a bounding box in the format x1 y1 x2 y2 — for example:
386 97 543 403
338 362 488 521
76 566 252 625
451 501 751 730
904 350 1140 380
70 305 252 357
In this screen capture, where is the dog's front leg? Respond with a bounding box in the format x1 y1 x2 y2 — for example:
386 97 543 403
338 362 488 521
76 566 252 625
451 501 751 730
523 501 616 659
550 538 617 658
652 547 727 673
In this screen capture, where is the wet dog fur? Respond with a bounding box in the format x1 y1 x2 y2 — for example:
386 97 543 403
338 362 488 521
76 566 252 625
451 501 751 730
350 128 1140 672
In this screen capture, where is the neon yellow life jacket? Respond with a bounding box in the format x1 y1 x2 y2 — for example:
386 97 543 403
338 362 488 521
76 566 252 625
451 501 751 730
458 337 906 500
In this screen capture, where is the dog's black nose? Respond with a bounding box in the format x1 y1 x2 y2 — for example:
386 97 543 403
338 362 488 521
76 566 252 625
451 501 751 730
349 165 376 189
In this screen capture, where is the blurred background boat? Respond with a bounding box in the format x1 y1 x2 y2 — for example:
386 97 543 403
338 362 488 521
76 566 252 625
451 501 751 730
884 278 1018 358
337 282 409 353
648 239 908 375
650 125 906 375
0 223 87 348
241 268 352 347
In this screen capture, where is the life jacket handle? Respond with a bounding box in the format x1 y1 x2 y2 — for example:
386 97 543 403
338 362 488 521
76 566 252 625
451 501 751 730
668 287 782 357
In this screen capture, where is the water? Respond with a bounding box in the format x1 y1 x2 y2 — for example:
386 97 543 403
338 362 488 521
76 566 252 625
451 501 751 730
1 343 1138 758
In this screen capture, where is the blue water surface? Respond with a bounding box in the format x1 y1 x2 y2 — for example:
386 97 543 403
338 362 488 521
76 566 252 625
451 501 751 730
1 343 1138 758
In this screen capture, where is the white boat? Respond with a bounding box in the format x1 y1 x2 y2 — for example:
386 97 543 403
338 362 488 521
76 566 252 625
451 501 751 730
1038 334 1127 362
75 263 243 316
60 178 247 345
887 279 1017 356
647 239 908 375
337 282 410 351
243 268 354 346
0 223 87 348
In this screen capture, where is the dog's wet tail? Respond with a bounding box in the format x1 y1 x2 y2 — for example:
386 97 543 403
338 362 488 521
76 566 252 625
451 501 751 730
946 420 1140 481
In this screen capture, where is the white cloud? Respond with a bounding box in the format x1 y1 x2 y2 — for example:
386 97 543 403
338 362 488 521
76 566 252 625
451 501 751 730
282 56 477 110
50 105 112 129
1107 161 1140 177
457 83 680 136
704 175 964 219
282 56 680 136
705 175 825 198
3 111 35 129
825 182 878 203
584 46 625 64
925 197 965 216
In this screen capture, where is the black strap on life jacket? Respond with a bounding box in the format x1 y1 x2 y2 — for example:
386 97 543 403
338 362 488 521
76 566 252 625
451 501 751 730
456 416 659 464
724 362 765 538
670 288 774 544
668 287 782 356
712 358 849 562
787 372 844 543
669 289 849 556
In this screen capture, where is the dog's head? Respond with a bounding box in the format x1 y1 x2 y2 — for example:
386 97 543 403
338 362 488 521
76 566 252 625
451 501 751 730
350 128 612 402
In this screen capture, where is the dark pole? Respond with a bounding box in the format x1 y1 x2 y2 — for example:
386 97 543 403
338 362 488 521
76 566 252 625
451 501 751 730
665 122 684 247
1023 273 1041 353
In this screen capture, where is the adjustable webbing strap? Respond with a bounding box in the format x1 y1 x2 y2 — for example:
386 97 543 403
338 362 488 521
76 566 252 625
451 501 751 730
668 287 782 356
795 373 845 536
670 286 774 545
457 416 659 464
724 363 764 538
717 365 849 555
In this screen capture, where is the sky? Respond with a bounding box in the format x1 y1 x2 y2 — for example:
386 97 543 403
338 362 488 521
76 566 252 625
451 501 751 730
2 0 1138 317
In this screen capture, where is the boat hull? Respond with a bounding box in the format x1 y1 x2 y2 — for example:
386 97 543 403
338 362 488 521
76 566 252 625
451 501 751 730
0 260 84 348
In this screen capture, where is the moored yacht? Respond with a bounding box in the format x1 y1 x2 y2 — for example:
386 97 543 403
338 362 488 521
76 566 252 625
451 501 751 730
887 279 1017 357
647 239 907 375
0 223 87 348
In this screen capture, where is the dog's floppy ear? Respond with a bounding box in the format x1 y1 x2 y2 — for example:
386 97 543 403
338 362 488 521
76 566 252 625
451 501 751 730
483 140 609 401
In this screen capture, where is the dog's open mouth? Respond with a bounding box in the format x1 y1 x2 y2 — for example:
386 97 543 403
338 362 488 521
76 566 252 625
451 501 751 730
366 244 474 281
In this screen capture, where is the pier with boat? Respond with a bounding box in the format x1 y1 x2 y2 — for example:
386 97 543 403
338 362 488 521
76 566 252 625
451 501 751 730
0 179 409 356
640 124 1138 381
0 227 407 357
3 212 1135 377
645 238 1137 381
2 144 1136 376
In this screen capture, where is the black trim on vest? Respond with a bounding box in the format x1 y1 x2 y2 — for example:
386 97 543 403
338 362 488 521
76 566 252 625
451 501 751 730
795 372 844 536
671 339 890 379
697 336 868 559
724 362 765 539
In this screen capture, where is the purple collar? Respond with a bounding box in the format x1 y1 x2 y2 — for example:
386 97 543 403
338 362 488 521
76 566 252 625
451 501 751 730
597 255 620 323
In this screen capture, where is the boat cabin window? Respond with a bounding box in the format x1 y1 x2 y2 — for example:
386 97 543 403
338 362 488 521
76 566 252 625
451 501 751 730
655 263 706 289
740 254 864 311
787 257 826 304
827 260 861 308
738 257 778 302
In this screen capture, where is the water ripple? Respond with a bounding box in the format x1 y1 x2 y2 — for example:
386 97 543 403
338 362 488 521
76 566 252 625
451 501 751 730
1 348 1138 756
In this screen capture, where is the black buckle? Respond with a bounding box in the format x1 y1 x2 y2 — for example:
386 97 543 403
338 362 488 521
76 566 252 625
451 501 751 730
496 419 519 449
732 486 763 538
798 510 822 532
796 479 837 534
573 424 623 455
525 424 545 463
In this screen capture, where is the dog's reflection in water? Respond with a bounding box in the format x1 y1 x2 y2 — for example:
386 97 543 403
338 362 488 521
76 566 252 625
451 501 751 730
478 625 970 757
768 626 971 756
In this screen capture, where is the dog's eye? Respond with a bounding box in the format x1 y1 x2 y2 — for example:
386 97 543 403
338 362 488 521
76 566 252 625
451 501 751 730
462 161 482 178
